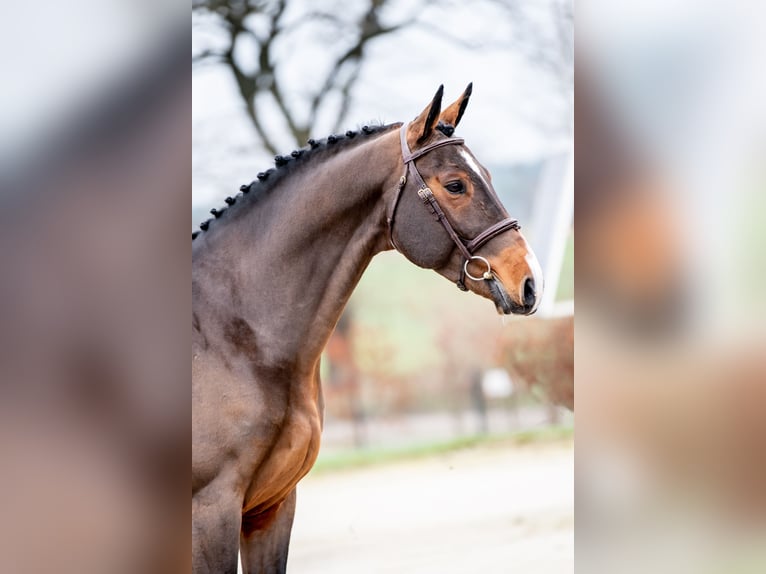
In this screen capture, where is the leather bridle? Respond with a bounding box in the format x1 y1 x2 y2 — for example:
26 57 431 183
387 124 520 291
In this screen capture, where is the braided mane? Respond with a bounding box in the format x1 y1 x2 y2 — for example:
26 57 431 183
192 123 396 240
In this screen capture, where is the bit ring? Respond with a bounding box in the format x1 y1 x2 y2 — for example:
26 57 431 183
463 255 493 281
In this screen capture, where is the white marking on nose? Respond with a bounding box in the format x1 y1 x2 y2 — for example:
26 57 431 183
525 250 544 312
459 149 489 188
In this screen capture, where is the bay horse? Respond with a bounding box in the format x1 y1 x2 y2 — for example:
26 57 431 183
192 84 543 573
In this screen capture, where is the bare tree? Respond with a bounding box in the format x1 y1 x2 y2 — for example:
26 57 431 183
193 0 573 154
193 0 433 154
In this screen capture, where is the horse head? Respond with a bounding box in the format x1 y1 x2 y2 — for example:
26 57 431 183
389 84 543 315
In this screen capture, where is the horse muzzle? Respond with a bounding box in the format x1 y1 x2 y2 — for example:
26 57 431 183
487 275 538 316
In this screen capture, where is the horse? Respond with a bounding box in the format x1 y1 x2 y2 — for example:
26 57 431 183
192 84 543 573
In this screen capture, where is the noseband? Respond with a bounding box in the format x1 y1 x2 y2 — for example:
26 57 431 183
387 124 520 291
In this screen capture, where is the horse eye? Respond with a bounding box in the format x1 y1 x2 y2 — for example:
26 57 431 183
444 181 465 195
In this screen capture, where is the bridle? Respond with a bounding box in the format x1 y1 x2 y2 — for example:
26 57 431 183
387 124 520 291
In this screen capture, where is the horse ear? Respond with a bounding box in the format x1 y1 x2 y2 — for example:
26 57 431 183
439 82 472 129
407 85 444 146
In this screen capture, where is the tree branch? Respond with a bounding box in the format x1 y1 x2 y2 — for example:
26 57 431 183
306 0 411 132
225 49 279 155
332 64 362 132
192 49 225 66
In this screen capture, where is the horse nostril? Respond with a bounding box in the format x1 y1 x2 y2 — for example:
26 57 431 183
523 276 536 308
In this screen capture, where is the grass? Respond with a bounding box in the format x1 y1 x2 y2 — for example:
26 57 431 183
309 425 574 476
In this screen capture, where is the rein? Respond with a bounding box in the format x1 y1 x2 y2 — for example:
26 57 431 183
387 124 520 291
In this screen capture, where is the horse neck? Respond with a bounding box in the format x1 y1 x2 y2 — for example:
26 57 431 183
193 128 401 371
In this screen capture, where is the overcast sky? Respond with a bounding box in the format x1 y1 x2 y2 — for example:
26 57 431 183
193 1 573 208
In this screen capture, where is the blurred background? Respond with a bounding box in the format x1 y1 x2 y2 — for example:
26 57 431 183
0 2 190 573
577 1 766 572
0 0 573 570
192 0 573 571
11 0 765 572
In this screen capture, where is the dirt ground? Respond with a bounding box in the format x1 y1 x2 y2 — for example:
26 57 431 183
284 441 573 573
